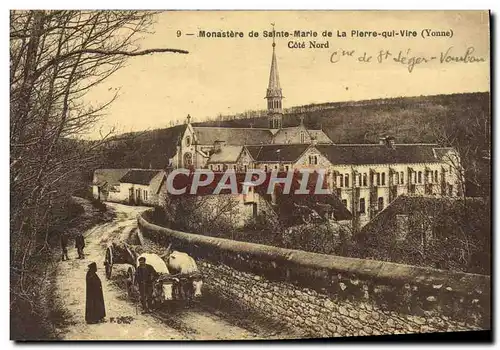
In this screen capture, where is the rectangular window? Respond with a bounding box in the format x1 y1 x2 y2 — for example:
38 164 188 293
381 173 386 186
400 171 404 185
345 174 349 187
434 170 438 183
359 198 366 214
395 172 399 185
363 173 367 186
339 175 344 187
418 171 422 184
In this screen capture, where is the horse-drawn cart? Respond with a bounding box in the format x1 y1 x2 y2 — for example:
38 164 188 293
103 241 202 305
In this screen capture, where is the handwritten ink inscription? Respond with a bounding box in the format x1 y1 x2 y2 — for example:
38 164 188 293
329 46 486 72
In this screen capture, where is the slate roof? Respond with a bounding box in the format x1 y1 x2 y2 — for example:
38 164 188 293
245 144 310 162
206 146 243 164
360 195 487 236
316 144 446 165
193 127 274 146
93 169 130 188
119 169 164 186
433 147 457 160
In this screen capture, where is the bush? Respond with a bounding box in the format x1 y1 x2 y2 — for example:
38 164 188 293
90 197 107 212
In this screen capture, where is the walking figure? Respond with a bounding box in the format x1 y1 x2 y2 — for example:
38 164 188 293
134 256 158 313
60 232 69 261
75 233 85 259
85 262 106 324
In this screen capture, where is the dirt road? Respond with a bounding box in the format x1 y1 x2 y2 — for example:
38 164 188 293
53 201 282 340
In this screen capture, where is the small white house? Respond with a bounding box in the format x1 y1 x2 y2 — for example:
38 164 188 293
92 169 130 202
117 169 166 206
92 168 166 206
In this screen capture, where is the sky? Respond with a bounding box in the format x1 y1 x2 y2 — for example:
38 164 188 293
82 10 490 139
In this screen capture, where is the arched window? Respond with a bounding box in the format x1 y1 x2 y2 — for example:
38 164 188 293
183 152 192 167
339 174 344 187
378 197 384 211
435 170 438 182
400 171 404 184
359 198 366 214
300 131 305 143
381 172 386 186
395 172 399 185
362 173 367 186
185 136 191 147
265 165 268 172
345 174 349 187
418 171 422 183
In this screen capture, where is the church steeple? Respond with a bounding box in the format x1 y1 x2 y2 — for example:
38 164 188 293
266 23 283 130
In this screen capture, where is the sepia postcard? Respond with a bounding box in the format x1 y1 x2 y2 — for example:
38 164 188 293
10 10 491 341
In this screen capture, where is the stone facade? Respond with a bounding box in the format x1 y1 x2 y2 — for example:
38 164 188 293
201 260 479 337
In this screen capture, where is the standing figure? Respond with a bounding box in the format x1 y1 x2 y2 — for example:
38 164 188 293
75 233 85 259
60 232 69 261
134 257 158 313
85 262 106 324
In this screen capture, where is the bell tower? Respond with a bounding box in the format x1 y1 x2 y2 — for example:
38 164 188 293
266 23 283 130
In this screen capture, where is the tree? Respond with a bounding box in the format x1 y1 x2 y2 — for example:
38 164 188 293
432 102 491 198
10 10 187 338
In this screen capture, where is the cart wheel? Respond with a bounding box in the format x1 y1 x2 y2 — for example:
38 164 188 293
104 247 113 279
127 266 136 297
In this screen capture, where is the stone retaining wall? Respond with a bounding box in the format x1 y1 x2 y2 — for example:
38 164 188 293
138 213 490 337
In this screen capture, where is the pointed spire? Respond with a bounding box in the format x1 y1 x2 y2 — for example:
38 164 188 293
266 23 282 99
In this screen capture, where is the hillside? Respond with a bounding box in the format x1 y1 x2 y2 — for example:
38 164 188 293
95 92 490 195
196 92 490 144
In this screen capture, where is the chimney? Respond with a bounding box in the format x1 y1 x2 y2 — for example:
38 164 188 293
213 140 225 153
311 135 318 146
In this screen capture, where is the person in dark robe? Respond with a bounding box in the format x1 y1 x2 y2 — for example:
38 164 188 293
134 257 158 313
85 262 106 324
75 233 85 259
60 233 69 261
